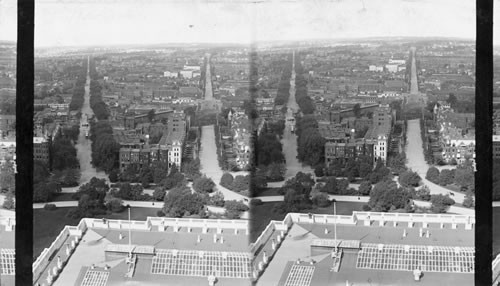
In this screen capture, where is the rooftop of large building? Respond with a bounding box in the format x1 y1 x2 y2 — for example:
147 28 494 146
33 217 251 286
252 212 474 286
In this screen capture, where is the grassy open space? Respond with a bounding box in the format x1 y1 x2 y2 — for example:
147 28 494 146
254 187 282 197
33 207 160 260
51 193 76 202
250 201 366 243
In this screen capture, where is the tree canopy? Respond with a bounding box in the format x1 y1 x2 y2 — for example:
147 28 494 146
368 180 413 212
162 186 206 218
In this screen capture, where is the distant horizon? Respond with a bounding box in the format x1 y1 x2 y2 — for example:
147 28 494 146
1 0 485 47
30 36 476 51
30 0 476 47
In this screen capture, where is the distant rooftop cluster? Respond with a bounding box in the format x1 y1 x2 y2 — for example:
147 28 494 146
228 109 251 170
434 102 475 165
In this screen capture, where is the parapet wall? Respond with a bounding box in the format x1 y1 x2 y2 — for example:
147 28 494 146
248 211 475 261
32 216 248 282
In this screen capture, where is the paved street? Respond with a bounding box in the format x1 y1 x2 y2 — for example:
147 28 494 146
410 47 419 95
204 53 213 100
286 51 299 113
407 47 427 105
405 119 465 203
281 51 313 179
75 56 107 185
199 125 248 201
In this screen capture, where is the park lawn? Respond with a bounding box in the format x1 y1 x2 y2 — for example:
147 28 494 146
254 187 282 197
442 184 462 192
50 193 76 202
33 207 160 260
250 201 366 243
250 202 286 243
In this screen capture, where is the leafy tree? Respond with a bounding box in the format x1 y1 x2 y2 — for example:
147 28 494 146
454 167 474 191
257 133 285 166
398 170 421 187
108 169 119 183
72 177 109 202
163 186 205 217
284 188 313 212
425 167 440 183
368 180 412 212
0 161 15 193
220 173 234 189
161 172 185 190
430 194 455 213
438 169 455 186
387 152 407 175
369 161 391 184
314 164 325 177
210 191 225 207
358 162 373 178
280 172 315 196
2 191 14 210
147 109 156 122
34 161 50 185
106 198 124 212
251 171 268 192
415 185 431 201
153 187 166 201
353 103 361 118
447 93 458 108
114 183 145 200
224 200 249 219
321 177 340 194
51 134 79 170
297 128 325 167
231 175 249 192
34 181 61 203
358 181 372 196
266 163 286 181
193 176 215 193
90 121 120 173
121 164 139 182
462 191 474 208
312 192 330 207
182 159 201 181
152 161 169 184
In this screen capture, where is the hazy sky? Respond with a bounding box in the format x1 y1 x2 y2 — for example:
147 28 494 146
0 0 481 47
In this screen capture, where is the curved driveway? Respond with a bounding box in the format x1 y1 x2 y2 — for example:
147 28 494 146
199 125 248 202
405 119 465 203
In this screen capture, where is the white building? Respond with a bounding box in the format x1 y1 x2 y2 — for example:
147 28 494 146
385 64 399 73
374 135 388 163
183 65 201 71
388 59 406 65
168 140 183 168
369 65 384 72
48 103 69 110
180 70 193 79
163 71 178 78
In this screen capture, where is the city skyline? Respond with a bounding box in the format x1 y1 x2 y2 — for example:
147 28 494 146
0 0 479 47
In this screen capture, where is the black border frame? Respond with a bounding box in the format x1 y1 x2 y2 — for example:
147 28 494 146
14 0 494 285
16 0 34 285
476 0 493 284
